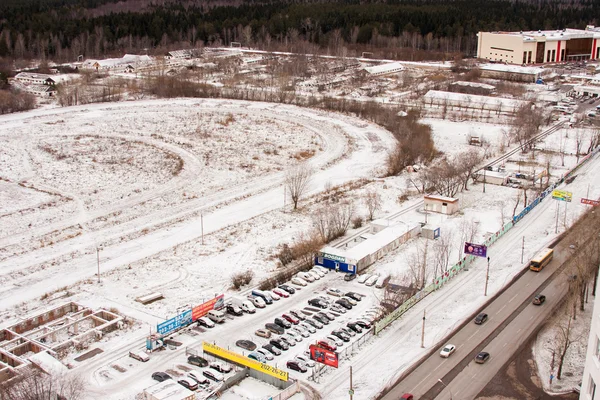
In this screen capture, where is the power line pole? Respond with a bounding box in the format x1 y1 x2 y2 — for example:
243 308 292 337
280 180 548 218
521 236 525 264
201 211 204 245
349 366 353 400
484 256 490 296
96 247 100 283
421 309 426 348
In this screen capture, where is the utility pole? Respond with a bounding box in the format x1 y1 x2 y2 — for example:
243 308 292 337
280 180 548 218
421 309 426 348
284 185 286 208
201 212 204 245
521 236 525 264
96 247 100 283
483 169 486 193
484 256 490 296
349 366 353 400
555 201 559 234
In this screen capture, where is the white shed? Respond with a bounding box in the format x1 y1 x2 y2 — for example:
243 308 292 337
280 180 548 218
423 195 459 215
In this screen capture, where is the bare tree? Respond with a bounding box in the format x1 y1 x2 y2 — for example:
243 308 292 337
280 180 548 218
0 371 85 400
456 149 483 190
409 240 428 289
512 189 522 219
364 190 382 221
312 201 355 242
574 128 585 162
558 131 567 167
432 229 452 278
285 164 313 210
511 104 544 154
553 298 584 380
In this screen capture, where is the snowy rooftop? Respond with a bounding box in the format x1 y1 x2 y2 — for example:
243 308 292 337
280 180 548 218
480 170 510 179
82 54 153 68
363 62 405 75
451 81 496 90
424 194 458 203
424 90 528 108
479 64 544 75
488 28 600 41
143 380 194 400
28 351 68 374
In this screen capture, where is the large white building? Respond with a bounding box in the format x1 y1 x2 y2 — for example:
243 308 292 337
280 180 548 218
581 278 600 400
477 26 600 65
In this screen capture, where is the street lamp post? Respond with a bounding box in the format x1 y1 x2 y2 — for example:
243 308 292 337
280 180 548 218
484 256 490 296
438 378 453 400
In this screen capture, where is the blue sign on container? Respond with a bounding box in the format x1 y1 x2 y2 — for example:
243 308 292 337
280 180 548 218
157 309 192 335
464 242 487 258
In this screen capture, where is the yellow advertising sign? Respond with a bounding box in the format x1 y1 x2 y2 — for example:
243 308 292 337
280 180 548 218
202 341 288 381
552 189 572 202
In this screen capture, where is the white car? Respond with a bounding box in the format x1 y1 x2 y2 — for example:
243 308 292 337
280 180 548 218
311 268 325 277
210 361 232 373
247 295 266 308
299 272 315 282
202 369 224 382
342 296 357 306
357 274 372 284
440 344 456 358
188 370 209 385
314 266 329 274
286 330 303 342
365 275 379 286
326 288 344 297
267 290 281 301
293 327 310 338
326 335 344 347
256 348 274 361
307 270 321 280
291 277 308 286
300 322 316 334
295 354 315 368
329 305 346 314
197 316 215 328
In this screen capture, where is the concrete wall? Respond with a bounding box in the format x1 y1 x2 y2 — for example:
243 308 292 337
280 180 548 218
477 32 524 64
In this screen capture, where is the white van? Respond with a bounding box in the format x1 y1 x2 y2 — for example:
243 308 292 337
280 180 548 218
241 300 256 313
247 295 266 308
207 309 226 323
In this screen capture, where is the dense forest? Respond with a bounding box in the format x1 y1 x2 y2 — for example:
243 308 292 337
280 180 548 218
1 0 599 61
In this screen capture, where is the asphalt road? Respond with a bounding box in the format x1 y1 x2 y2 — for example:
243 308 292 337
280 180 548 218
381 227 578 400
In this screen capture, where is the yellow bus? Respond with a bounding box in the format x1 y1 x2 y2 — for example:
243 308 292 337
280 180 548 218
529 248 554 272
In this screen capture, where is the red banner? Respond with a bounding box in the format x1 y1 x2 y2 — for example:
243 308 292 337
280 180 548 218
192 295 225 321
309 344 339 368
581 198 600 206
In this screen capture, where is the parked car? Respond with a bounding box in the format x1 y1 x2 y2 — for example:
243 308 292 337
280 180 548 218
226 304 243 316
265 322 285 335
255 328 272 339
282 313 300 325
203 369 224 382
354 320 372 329
275 317 292 329
474 313 488 325
342 296 357 306
279 284 296 294
210 361 232 374
267 290 281 301
439 344 456 358
327 335 344 347
273 288 289 298
475 351 490 364
291 277 308 286
344 272 357 281
347 322 363 333
322 311 336 321
152 372 171 382
345 292 363 301
308 298 328 309
329 304 346 314
178 377 198 391
295 354 316 367
306 271 321 280
256 347 274 361
340 326 356 337
236 340 257 351
247 295 266 308
357 274 372 284
300 321 317 333
335 299 353 310
306 318 323 329
316 339 337 352
287 360 307 373
311 268 325 278
290 309 306 321
197 317 215 328
365 275 379 286
269 338 289 351
248 352 267 363
316 295 332 304
313 314 329 325
298 272 315 282
187 355 208 367
280 335 296 347
263 343 282 356
326 288 344 297
188 370 210 385
293 326 310 338
331 330 351 342
533 294 546 305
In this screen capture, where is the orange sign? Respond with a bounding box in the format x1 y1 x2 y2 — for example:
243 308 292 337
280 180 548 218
192 295 224 321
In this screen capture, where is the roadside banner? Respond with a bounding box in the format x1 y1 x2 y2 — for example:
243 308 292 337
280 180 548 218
202 341 288 381
309 344 339 368
192 294 225 321
157 309 192 335
552 189 572 202
464 242 487 258
581 198 600 206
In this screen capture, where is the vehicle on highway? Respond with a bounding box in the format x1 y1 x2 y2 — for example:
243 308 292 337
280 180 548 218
273 288 289 298
439 344 456 358
291 277 308 286
267 290 281 301
331 329 350 342
401 394 414 400
256 347 274 361
295 354 316 367
355 319 372 329
293 326 310 338
340 326 356 337
236 340 257 351
326 288 344 297
365 274 379 286
344 272 357 281
327 335 344 347
265 322 285 335
187 355 208 367
317 339 337 352
248 352 267 363
279 284 296 294
357 274 372 284
308 298 328 309
533 294 546 305
152 372 171 382
210 361 232 373
282 313 300 324
255 328 272 338
226 304 243 316
529 248 554 272
178 377 198 391
247 295 266 308
270 338 289 351
275 317 292 329
345 292 363 301
300 321 317 333
475 351 490 364
197 316 215 328
474 313 488 325
287 360 308 373
263 343 282 356
347 322 363 333
280 335 296 347
203 369 224 382
188 370 210 385
290 309 306 321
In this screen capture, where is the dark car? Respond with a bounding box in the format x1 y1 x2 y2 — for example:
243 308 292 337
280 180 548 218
178 378 198 391
313 314 329 325
308 298 328 309
187 355 208 367
331 330 351 342
474 313 488 325
263 343 282 356
344 273 357 281
335 299 353 310
345 292 363 301
475 351 490 364
533 294 546 305
152 372 171 382
269 338 289 351
280 335 295 348
265 322 285 334
226 304 243 316
287 360 307 373
347 322 363 333
305 318 323 329
317 312 334 322
236 339 256 351
279 284 296 294
290 310 306 321
275 317 292 329
355 320 372 329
